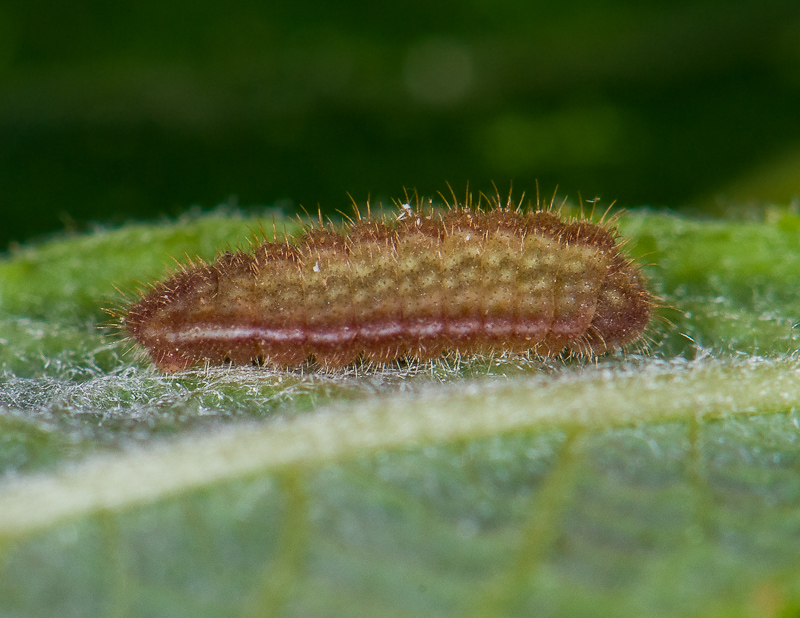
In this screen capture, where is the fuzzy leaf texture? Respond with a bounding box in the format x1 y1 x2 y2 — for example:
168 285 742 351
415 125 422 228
2 205 800 618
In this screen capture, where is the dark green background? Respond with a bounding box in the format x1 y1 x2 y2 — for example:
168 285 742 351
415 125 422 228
2 0 800 250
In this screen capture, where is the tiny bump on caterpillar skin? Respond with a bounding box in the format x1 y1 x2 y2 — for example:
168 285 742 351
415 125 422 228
124 192 654 373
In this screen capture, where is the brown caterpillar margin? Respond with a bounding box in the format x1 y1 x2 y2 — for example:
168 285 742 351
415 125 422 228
125 194 653 373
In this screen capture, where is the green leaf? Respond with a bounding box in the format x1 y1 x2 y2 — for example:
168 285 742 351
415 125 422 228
2 208 800 617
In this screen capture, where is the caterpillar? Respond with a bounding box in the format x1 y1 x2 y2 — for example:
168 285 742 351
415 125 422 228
124 194 653 372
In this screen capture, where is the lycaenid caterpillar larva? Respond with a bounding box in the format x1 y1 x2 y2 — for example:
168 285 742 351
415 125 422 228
125 193 653 372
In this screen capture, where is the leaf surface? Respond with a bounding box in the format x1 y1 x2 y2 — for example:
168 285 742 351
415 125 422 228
2 208 800 617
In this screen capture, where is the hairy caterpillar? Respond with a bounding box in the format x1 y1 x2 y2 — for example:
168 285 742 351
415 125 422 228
125 193 652 372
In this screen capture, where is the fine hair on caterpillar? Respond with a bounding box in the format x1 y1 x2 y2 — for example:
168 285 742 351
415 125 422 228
124 189 654 373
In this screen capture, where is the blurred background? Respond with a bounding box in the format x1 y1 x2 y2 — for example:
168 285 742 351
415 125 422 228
2 0 800 250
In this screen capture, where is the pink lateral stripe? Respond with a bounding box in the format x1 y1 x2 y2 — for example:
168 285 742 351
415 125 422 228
152 316 555 348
